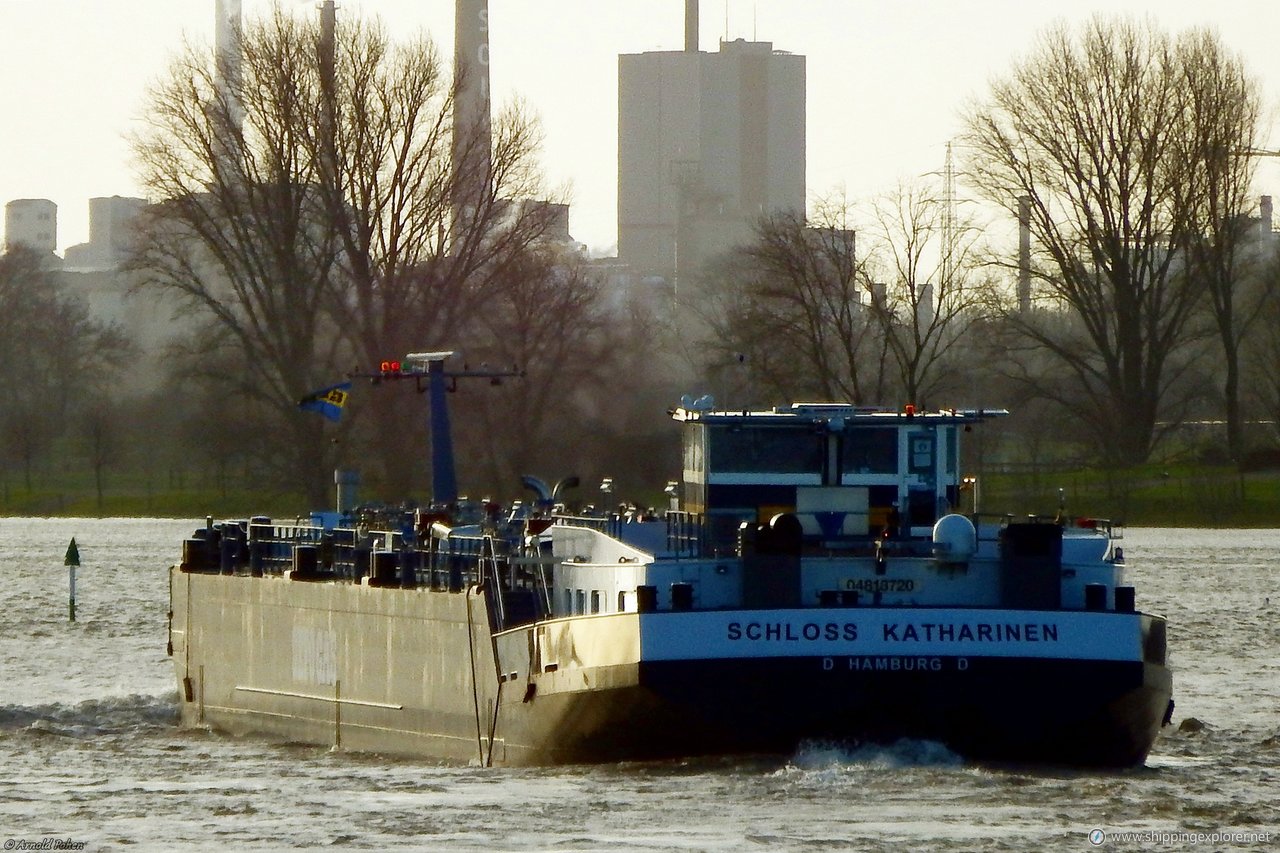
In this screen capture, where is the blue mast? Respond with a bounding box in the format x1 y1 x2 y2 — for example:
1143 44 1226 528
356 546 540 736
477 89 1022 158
347 351 522 505
426 355 458 504
400 351 522 505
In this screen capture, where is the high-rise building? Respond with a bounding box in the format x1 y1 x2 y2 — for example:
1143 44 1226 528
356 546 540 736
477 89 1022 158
4 198 58 255
618 28 805 286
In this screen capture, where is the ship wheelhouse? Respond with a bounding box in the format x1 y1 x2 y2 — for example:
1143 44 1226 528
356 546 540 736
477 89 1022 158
539 404 1050 620
677 404 991 551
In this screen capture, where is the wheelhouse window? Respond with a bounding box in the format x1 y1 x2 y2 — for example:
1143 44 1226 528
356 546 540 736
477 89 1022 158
842 427 898 475
708 426 824 475
682 426 705 479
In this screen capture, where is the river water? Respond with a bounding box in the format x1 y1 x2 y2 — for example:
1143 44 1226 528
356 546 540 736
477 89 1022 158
0 519 1276 851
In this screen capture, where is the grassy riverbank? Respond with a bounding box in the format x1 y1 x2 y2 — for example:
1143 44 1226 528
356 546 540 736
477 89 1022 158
2 463 1279 526
0 476 306 520
978 464 1280 527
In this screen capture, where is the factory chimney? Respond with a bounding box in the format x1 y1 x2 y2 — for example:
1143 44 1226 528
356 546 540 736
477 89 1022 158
318 2 336 148
319 1 336 86
214 0 243 128
315 0 339 195
685 0 699 52
1261 195 1274 239
1017 195 1032 314
453 0 492 223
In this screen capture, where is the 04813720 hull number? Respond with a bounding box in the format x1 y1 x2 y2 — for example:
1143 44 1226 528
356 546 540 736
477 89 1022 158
844 578 916 593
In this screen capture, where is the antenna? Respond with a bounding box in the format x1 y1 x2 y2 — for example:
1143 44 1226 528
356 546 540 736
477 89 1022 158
942 141 955 298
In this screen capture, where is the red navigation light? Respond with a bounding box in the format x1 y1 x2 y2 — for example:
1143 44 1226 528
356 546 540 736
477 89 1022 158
904 404 916 417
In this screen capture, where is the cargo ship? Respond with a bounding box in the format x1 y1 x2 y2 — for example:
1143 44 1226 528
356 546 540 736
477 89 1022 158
168 359 1172 767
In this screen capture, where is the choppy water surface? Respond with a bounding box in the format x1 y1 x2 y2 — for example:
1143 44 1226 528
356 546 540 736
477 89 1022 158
0 520 1276 850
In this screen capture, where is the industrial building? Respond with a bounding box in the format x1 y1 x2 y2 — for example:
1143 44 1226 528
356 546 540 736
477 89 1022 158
4 198 58 255
63 196 147 271
617 2 805 288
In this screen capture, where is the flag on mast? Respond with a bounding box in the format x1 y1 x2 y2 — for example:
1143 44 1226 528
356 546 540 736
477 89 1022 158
298 381 352 422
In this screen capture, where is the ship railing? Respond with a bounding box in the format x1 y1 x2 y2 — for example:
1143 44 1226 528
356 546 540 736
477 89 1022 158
1065 516 1122 540
244 521 326 574
238 521 414 579
479 535 506 625
422 531 488 590
426 530 553 627
552 513 621 536
970 513 1122 541
226 517 552 597
549 511 706 558
665 510 705 558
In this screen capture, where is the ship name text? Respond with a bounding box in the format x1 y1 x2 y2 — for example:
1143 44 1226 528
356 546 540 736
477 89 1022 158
727 621 858 642
724 620 1061 644
882 622 1059 643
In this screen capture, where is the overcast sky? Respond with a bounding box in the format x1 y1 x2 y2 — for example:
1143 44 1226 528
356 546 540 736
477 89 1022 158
4 0 1280 256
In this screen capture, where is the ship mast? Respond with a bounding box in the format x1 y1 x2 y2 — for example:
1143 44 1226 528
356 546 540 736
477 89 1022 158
350 352 522 504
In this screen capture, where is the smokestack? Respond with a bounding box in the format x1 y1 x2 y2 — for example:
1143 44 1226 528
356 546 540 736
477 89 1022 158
453 0 492 207
319 1 336 81
319 2 336 141
317 1 338 190
1262 195 1273 238
685 0 699 52
1017 195 1032 314
214 0 242 126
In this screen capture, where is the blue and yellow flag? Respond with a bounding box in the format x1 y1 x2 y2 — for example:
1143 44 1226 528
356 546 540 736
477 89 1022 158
298 381 352 422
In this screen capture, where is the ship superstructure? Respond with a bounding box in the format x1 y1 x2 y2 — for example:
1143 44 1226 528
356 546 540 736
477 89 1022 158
169 399 1172 766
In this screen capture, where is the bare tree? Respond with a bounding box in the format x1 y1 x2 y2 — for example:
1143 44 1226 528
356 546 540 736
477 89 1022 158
0 250 58 490
0 246 132 491
81 394 122 512
1176 28 1265 465
130 8 344 503
693 204 891 406
1244 251 1280 444
458 247 614 493
307 17 562 496
961 17 1249 466
162 323 293 502
865 180 992 407
129 8 562 502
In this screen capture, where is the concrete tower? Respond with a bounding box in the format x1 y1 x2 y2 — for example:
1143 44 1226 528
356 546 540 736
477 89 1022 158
64 196 147 270
214 0 243 127
4 199 57 255
453 0 492 199
618 5 805 286
1017 196 1032 314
